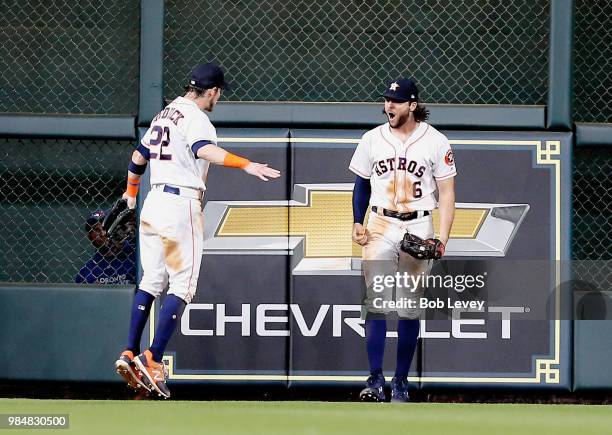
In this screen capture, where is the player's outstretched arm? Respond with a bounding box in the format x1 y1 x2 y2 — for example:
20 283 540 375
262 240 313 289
196 143 281 181
122 145 149 209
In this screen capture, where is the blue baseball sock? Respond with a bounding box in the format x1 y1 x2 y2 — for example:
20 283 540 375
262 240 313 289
126 289 155 354
149 294 186 363
395 318 420 379
365 318 387 376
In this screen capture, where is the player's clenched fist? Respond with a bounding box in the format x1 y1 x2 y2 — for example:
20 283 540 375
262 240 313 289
352 223 369 245
121 192 137 210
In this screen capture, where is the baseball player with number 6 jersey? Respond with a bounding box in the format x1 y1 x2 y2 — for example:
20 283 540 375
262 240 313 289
114 63 281 398
349 77 456 402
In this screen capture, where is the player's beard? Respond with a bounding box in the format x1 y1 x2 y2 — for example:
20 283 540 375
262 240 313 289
388 111 409 129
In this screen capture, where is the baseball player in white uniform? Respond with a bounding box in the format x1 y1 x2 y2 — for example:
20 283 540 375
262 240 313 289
349 77 456 402
114 63 280 398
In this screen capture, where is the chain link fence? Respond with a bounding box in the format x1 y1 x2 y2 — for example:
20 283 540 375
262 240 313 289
572 147 612 288
0 138 136 284
573 0 612 123
0 0 609 289
0 0 140 115
164 0 549 104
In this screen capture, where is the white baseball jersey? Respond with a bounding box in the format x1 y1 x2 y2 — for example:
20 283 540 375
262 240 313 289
138 96 213 303
349 122 456 212
141 96 214 190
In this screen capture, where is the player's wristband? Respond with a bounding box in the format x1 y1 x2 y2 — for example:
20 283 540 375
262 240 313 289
128 161 147 175
223 152 250 169
126 176 140 198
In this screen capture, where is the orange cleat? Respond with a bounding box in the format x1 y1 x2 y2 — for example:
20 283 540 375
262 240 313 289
133 350 170 399
115 350 152 393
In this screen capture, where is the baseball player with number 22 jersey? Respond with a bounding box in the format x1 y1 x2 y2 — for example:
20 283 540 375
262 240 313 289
349 77 456 403
114 63 281 399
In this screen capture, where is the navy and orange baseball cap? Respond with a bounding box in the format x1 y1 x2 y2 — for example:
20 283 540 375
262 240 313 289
189 62 230 90
382 78 419 102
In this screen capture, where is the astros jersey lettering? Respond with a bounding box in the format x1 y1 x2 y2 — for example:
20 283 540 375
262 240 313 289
349 122 456 212
141 96 214 190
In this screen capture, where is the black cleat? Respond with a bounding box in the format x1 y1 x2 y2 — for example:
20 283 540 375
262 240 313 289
359 373 386 402
390 376 410 403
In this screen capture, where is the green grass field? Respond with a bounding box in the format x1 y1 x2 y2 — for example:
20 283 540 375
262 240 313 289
1 399 612 435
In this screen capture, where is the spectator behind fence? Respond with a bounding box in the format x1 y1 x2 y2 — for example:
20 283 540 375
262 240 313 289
75 209 136 285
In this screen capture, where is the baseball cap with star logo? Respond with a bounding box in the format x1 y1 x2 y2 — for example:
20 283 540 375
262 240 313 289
382 77 419 102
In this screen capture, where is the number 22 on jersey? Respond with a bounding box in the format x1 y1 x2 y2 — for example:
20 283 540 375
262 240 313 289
149 125 171 160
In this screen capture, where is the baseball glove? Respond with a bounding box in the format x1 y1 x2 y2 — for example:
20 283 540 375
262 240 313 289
103 198 136 242
400 232 445 260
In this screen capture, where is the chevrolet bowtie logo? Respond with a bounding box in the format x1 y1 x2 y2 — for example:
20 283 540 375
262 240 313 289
202 184 529 275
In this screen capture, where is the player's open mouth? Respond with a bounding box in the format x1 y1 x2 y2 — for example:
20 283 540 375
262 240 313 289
388 112 396 120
